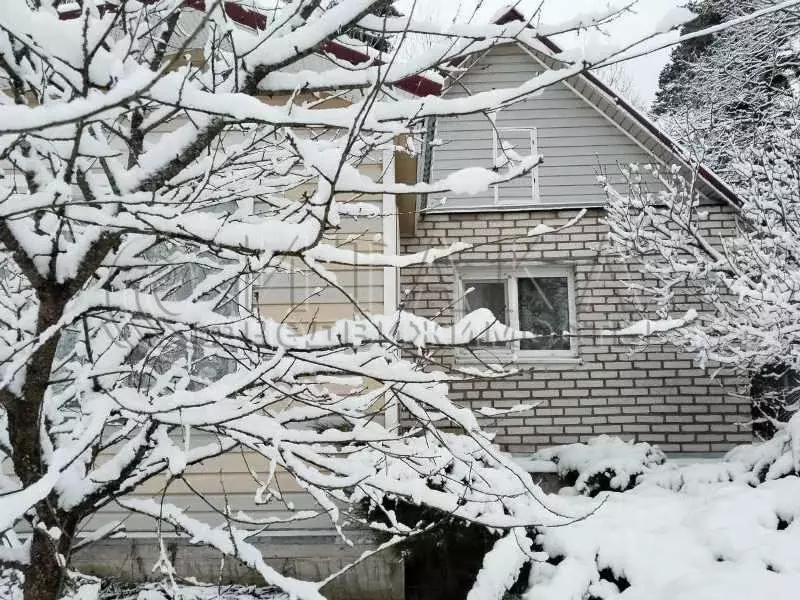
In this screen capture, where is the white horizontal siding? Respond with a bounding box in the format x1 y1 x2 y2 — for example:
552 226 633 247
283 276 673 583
429 44 660 211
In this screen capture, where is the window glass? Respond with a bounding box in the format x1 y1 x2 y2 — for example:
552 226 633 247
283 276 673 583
463 280 507 344
464 281 506 321
517 277 571 351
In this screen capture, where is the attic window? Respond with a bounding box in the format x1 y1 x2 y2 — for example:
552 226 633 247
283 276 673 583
492 127 539 205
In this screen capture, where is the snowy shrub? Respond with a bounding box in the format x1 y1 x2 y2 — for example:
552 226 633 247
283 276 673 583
631 413 800 493
0 575 289 600
535 436 667 496
725 412 800 483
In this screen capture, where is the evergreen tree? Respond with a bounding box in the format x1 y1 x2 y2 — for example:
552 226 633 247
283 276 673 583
652 1 799 179
644 1 800 437
651 1 723 117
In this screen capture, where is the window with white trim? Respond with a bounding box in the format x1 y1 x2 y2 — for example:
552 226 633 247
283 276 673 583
492 127 539 205
457 266 577 359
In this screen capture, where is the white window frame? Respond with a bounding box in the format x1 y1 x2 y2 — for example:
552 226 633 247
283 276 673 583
456 265 578 363
491 127 539 205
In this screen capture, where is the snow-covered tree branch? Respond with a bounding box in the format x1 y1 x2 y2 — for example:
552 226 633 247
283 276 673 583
0 1 788 599
605 0 800 440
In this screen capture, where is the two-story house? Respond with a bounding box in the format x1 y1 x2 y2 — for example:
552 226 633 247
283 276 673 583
64 3 750 596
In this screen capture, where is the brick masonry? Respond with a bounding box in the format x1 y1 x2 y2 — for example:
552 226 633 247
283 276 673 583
399 206 752 454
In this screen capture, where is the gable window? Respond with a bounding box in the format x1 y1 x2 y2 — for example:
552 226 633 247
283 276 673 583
492 127 539 205
457 266 577 360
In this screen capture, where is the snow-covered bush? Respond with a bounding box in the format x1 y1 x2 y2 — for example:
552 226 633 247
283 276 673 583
533 423 800 498
724 412 800 483
526 425 800 600
535 436 666 496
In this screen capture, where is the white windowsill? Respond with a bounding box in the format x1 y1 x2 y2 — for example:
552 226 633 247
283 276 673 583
455 351 583 368
424 200 604 214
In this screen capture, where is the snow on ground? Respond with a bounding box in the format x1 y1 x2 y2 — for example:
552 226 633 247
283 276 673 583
526 419 800 600
529 474 800 600
5 426 800 600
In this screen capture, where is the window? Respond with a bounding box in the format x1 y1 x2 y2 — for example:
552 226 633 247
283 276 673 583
492 127 539 205
457 266 577 360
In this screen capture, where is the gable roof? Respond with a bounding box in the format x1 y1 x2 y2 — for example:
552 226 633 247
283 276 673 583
491 6 740 207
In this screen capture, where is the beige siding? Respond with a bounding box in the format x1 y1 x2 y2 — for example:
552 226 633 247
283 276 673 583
253 161 387 330
14 146 392 538
121 163 389 537
80 452 340 535
1 452 348 537
4 73 394 538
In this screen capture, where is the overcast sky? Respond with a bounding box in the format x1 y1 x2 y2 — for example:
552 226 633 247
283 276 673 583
540 0 685 106
404 0 687 107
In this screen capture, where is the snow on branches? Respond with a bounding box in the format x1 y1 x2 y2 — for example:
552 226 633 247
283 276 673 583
0 1 731 599
604 161 800 369
605 1 800 437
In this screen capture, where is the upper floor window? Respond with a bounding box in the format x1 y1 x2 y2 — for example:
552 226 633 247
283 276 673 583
492 127 539 205
457 265 577 361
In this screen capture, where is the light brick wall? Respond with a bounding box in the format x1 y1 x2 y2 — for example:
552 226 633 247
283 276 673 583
400 207 751 454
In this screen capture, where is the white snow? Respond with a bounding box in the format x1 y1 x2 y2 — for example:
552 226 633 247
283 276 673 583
467 530 531 600
516 432 800 600
529 474 800 600
534 435 666 495
608 309 698 337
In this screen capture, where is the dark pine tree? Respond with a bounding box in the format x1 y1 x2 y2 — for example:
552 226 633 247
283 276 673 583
651 1 724 117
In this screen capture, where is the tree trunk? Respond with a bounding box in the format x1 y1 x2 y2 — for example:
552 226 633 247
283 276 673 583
23 527 66 600
7 288 73 600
